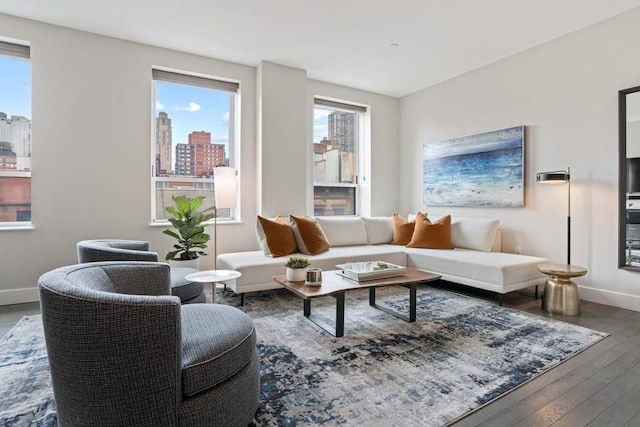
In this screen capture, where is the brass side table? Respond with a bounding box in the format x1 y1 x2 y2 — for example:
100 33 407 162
537 263 587 316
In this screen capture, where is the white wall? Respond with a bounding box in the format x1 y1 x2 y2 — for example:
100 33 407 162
399 7 640 311
0 13 399 305
257 61 308 217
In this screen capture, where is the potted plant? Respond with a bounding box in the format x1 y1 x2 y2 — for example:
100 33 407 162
163 195 216 268
285 257 311 282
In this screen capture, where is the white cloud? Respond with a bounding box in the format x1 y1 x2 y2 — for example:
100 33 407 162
156 101 165 110
314 124 328 142
174 102 201 112
314 108 331 120
212 135 229 143
222 112 230 123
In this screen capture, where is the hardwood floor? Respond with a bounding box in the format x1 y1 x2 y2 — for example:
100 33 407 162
2 284 639 426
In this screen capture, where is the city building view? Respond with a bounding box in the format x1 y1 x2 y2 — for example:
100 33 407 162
313 107 359 216
0 111 32 223
153 109 230 221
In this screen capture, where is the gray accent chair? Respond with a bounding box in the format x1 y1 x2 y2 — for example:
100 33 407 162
38 261 260 426
76 239 205 304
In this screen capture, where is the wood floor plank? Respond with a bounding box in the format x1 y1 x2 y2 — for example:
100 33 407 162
551 398 611 427
514 368 629 426
587 386 640 426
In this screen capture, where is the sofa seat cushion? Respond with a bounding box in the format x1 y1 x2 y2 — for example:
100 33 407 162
170 267 204 302
180 304 256 397
402 246 546 290
218 245 407 288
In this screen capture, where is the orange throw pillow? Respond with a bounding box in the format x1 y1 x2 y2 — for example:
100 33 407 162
407 213 454 249
256 215 298 257
289 215 330 255
390 213 416 245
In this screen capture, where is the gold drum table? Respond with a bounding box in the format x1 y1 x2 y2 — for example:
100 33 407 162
537 263 587 316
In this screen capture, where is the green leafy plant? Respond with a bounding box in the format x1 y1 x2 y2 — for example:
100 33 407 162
285 257 311 269
163 195 216 261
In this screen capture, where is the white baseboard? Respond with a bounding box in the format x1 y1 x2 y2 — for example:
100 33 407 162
579 286 640 312
0 287 39 306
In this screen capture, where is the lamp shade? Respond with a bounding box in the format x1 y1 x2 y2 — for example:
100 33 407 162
628 158 640 193
536 170 569 184
213 167 237 209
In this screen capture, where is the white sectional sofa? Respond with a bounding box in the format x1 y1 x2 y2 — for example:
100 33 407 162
217 216 548 306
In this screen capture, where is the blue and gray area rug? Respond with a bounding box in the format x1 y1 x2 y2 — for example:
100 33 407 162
1 286 607 426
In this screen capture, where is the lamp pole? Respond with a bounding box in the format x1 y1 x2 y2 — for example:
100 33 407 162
566 166 571 266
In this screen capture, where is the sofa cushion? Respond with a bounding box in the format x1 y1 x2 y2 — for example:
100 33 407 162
404 246 546 289
290 215 330 255
407 213 453 249
315 216 368 247
390 214 416 245
170 267 204 302
256 215 298 257
363 217 393 244
180 304 256 397
451 217 500 252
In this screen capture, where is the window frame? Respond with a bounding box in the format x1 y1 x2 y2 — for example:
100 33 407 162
0 40 32 230
312 97 366 217
150 68 240 225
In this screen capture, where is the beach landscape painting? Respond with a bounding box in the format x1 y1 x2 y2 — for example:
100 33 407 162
423 126 524 207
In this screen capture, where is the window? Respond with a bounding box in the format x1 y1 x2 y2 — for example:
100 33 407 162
152 69 238 222
313 98 365 216
0 41 31 227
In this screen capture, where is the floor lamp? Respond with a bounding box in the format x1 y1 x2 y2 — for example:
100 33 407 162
536 167 571 265
213 166 237 271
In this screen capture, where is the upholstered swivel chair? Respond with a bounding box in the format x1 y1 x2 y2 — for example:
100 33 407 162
38 262 260 426
76 239 205 304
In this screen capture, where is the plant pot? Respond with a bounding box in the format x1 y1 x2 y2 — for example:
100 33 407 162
286 267 307 282
169 258 200 270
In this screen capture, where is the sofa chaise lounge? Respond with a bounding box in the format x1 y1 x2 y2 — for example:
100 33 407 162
217 216 548 305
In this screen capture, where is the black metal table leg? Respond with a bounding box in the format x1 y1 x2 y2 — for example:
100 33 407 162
369 284 417 323
409 283 416 322
304 299 311 317
303 292 346 337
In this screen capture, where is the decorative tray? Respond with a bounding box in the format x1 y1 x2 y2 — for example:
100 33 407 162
335 261 406 281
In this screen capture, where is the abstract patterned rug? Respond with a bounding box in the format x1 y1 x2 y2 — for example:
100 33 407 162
0 286 607 426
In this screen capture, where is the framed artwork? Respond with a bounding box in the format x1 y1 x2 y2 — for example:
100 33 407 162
423 126 524 207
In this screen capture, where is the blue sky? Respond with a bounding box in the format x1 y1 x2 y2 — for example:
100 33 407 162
0 56 32 118
155 81 230 152
314 106 331 143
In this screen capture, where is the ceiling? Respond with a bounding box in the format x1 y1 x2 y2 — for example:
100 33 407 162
2 0 640 97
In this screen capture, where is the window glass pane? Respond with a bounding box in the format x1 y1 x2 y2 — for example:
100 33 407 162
313 107 357 184
313 186 355 216
153 78 234 221
0 52 31 225
313 103 360 216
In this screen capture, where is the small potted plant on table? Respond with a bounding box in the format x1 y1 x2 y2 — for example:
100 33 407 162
285 257 311 282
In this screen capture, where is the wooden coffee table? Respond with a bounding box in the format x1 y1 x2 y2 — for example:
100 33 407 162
273 267 441 337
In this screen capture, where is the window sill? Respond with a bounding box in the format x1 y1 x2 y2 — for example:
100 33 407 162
0 225 35 231
149 220 244 227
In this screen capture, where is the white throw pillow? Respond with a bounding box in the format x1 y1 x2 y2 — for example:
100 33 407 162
450 217 500 252
315 216 368 247
362 217 394 244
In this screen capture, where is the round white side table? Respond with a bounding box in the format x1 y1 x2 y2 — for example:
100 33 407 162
185 270 241 303
537 263 587 316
